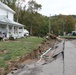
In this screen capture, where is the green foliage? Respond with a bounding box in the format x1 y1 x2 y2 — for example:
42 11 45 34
60 36 76 39
27 0 42 13
51 15 75 35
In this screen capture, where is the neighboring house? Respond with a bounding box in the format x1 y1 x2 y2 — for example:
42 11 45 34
0 1 25 39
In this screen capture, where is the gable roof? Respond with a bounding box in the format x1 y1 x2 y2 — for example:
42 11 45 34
0 16 24 27
10 20 24 27
0 1 15 14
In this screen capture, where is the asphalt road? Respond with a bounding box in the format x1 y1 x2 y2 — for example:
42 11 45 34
64 40 76 75
8 40 76 75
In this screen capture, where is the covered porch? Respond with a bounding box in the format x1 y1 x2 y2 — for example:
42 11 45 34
0 16 24 39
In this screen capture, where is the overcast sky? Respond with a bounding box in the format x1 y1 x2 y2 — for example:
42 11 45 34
35 0 76 16
21 0 76 16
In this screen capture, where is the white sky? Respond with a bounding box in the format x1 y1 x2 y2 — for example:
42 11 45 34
35 0 76 16
20 0 76 16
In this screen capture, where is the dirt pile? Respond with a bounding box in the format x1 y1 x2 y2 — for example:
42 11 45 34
0 68 4 75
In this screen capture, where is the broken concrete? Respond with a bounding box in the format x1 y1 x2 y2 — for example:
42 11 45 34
7 39 76 75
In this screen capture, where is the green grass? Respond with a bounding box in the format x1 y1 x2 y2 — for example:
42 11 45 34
59 36 76 39
0 59 5 67
0 36 43 67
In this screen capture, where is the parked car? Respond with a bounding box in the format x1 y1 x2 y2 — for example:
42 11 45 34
72 31 76 36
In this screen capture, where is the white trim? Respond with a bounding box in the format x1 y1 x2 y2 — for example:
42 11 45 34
6 24 9 38
0 1 15 14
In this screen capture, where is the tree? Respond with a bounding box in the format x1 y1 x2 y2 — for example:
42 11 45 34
27 0 42 35
65 15 75 33
50 15 75 35
27 0 42 13
0 0 16 6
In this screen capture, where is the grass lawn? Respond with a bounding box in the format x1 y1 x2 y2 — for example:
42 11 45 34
59 36 76 39
0 36 43 68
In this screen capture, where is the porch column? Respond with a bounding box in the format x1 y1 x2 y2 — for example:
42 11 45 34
6 25 9 38
15 26 19 38
17 27 19 38
12 26 14 37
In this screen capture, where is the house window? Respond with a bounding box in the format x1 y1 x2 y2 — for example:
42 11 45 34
19 32 21 33
19 27 22 29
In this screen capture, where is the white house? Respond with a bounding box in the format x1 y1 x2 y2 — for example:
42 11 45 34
0 1 25 39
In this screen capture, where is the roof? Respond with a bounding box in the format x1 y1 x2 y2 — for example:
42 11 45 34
0 16 24 27
0 1 15 14
10 20 24 27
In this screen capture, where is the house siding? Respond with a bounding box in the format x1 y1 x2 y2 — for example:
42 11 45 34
0 8 6 15
8 12 14 21
0 8 14 21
